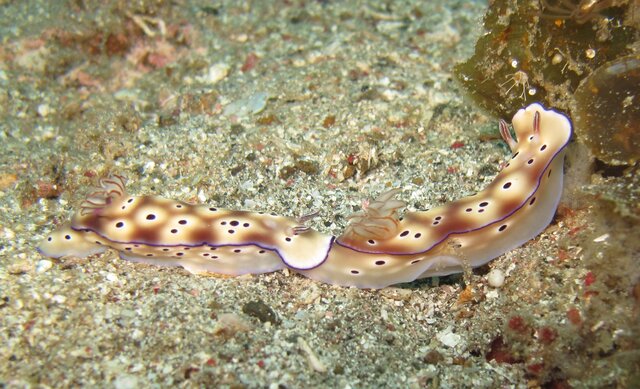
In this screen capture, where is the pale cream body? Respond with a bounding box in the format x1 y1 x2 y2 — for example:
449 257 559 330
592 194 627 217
38 103 572 288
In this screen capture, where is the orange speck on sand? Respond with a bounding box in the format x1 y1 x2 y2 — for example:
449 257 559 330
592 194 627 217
0 173 18 190
566 308 582 326
537 327 557 344
241 52 259 72
486 336 518 364
508 315 529 334
527 362 545 375
450 140 465 149
456 286 474 305
584 271 596 287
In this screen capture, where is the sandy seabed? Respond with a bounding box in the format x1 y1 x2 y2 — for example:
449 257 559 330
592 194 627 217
0 1 638 388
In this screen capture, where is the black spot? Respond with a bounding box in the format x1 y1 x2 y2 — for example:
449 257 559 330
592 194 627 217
178 220 187 225
453 243 462 249
465 208 472 212
146 254 153 257
540 144 547 151
505 163 510 168
479 202 489 207
203 253 210 257
368 239 375 245
414 233 422 238
115 222 124 228
176 252 184 256
529 197 536 205
125 247 132 251
478 209 485 213
432 221 439 226
499 224 507 232
230 220 239 226
170 229 178 234
209 207 217 211
527 158 534 165
511 152 519 159
95 241 101 244
162 248 170 251
375 260 386 266
285 237 292 242
121 206 126 210
134 244 139 247
146 214 156 220
258 250 265 254
548 169 552 177
175 204 183 209
212 255 219 259
210 247 217 251
220 221 227 225
47 237 52 241
183 247 190 251
400 230 409 237
127 198 134 203
350 270 360 274
243 223 250 227
234 249 241 253
435 216 442 221
411 260 421 264
228 229 235 234
529 135 534 140
503 182 512 189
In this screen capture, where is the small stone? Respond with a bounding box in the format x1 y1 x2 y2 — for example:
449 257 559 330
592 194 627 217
380 287 413 301
0 173 18 190
487 269 505 288
37 103 53 117
423 350 444 364
8 261 32 275
242 300 279 324
199 63 229 84
223 92 268 117
298 337 327 373
212 313 252 336
113 374 139 389
593 233 609 242
131 329 144 340
35 259 53 273
436 326 461 348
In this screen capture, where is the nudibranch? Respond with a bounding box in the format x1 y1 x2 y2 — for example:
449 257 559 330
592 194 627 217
38 103 572 288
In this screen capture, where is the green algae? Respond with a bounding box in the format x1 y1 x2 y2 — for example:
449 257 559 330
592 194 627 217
454 0 638 119
573 54 640 165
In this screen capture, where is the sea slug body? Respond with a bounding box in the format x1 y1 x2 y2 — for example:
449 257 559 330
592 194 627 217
38 103 572 288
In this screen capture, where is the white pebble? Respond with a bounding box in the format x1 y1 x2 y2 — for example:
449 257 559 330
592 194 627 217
200 63 229 84
298 337 327 373
223 91 268 117
487 269 505 288
36 259 53 273
113 375 139 389
593 233 609 242
52 294 66 304
436 326 461 348
131 329 144 340
37 103 53 117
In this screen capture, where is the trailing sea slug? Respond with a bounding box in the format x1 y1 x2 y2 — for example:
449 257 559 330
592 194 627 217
38 103 572 288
